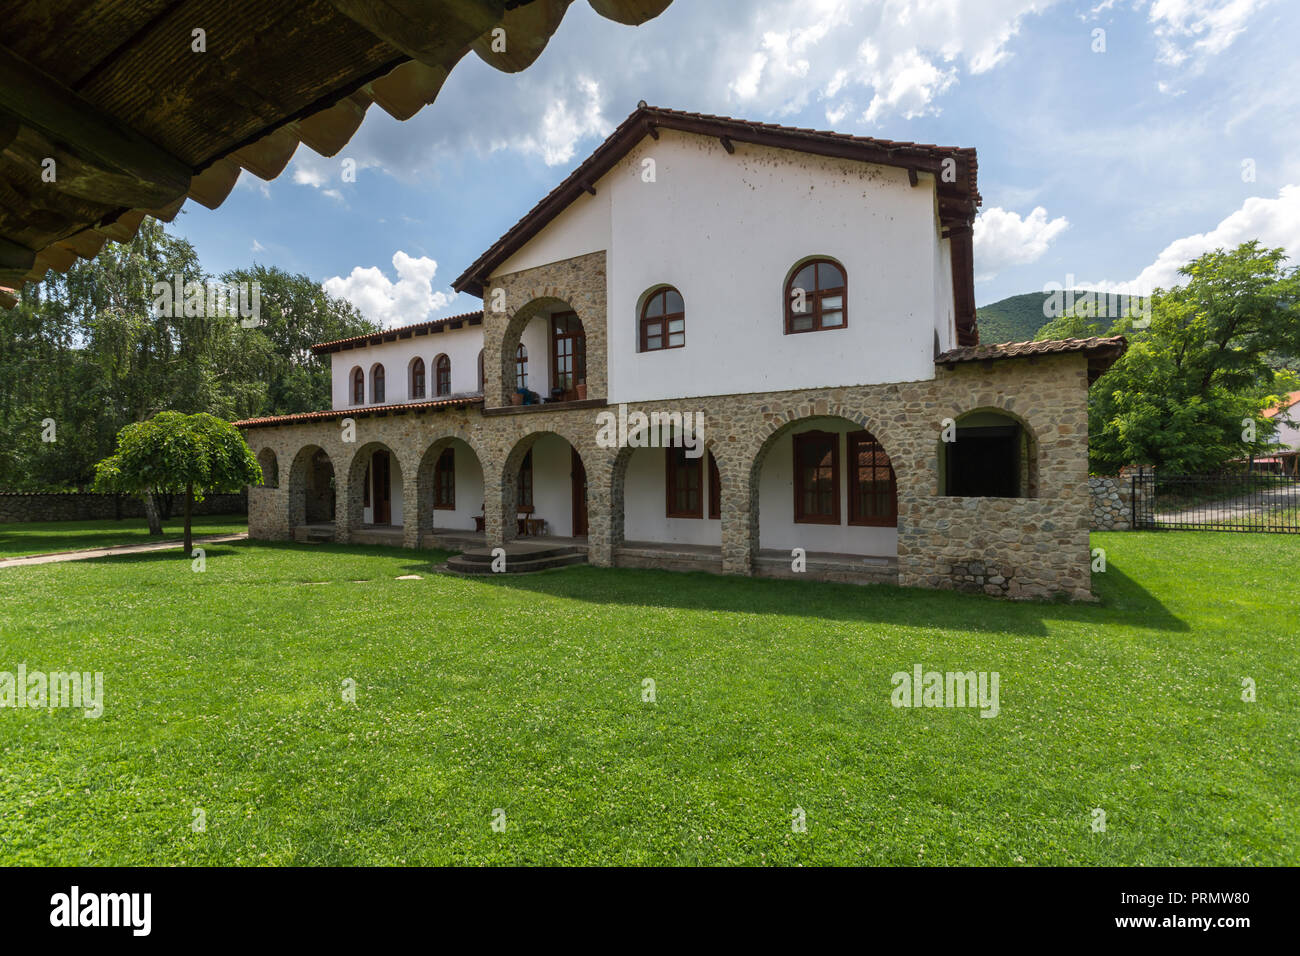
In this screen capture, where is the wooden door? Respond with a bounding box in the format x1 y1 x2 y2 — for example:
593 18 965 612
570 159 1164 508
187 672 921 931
551 312 586 401
373 450 391 524
571 447 588 537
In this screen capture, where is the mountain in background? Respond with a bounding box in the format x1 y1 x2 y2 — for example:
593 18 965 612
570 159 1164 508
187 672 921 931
975 291 1062 344
976 290 1145 344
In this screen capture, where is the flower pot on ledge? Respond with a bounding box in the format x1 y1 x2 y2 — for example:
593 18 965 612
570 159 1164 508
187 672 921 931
575 384 588 400
510 392 524 406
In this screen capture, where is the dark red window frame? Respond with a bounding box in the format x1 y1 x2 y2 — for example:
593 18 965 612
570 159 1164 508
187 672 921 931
640 287 685 352
411 357 426 399
516 344 528 390
785 259 847 335
371 364 385 403
435 355 451 396
665 446 704 518
517 449 533 508
847 431 897 526
352 367 364 405
793 430 840 524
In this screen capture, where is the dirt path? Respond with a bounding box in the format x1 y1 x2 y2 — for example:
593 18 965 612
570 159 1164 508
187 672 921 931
1155 483 1297 524
0 533 248 569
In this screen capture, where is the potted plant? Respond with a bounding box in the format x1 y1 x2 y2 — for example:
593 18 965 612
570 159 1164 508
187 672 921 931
510 388 524 406
575 381 588 400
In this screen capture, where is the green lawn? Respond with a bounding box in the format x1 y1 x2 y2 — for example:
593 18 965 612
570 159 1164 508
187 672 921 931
0 515 248 558
0 532 1295 865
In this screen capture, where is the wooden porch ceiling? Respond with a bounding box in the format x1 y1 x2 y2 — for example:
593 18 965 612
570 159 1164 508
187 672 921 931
0 0 673 307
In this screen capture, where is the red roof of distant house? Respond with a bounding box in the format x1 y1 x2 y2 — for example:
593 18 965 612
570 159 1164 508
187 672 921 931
1263 390 1300 418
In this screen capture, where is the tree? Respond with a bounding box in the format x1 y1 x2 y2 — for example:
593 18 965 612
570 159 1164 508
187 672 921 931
93 412 262 552
1089 241 1300 473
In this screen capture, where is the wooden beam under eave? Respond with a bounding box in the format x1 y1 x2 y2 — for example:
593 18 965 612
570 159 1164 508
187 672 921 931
0 46 191 210
187 158 241 210
328 0 507 69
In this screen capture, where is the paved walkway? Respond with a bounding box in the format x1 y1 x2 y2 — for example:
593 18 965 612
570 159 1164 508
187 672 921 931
0 533 248 568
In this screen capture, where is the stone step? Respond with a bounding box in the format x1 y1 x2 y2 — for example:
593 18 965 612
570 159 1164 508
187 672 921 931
453 543 581 564
444 550 587 576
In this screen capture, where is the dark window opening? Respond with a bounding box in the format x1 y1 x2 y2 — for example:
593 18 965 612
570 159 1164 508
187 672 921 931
666 446 703 518
517 450 534 508
945 425 1021 498
411 358 426 399
435 355 451 396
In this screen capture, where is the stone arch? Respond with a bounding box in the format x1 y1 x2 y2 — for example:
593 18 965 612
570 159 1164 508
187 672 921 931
494 425 602 544
343 440 407 529
937 404 1040 499
488 295 571 406
256 447 279 488
415 429 490 540
288 444 336 529
608 415 722 552
742 405 905 565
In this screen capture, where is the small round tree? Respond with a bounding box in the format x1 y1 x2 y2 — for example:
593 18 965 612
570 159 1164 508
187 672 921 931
94 412 262 554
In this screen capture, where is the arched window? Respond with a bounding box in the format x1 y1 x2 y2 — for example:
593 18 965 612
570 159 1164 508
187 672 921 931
435 355 451 396
256 448 279 488
410 357 426 399
785 258 846 334
351 367 364 405
940 411 1036 498
515 344 528 390
477 349 485 392
640 287 685 351
434 447 455 509
371 364 385 404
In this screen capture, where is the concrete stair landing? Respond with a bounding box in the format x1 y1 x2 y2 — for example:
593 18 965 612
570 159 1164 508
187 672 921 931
444 540 588 575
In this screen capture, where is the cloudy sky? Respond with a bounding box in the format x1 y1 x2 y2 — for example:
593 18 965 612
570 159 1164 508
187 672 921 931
172 0 1300 326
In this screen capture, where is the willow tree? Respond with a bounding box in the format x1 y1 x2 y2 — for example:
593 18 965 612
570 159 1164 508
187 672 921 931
93 412 261 552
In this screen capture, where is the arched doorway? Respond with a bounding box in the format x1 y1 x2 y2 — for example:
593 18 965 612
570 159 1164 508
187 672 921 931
611 421 721 567
288 445 336 533
501 431 588 540
494 296 586 406
416 436 486 547
346 442 404 532
752 415 899 560
938 409 1038 498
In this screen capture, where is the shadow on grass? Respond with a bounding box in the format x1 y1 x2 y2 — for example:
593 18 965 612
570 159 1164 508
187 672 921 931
72 538 1186 637
449 556 1186 637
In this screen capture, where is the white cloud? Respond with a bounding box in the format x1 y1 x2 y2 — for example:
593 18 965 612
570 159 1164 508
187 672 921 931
1094 184 1300 293
322 251 454 327
251 239 266 254
1148 0 1271 69
327 0 1055 182
973 206 1070 280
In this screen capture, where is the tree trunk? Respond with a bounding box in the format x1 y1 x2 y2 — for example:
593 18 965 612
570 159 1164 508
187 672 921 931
183 483 194 555
141 492 163 536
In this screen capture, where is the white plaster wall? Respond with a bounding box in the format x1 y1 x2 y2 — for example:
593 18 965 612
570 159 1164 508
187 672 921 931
623 447 722 545
525 434 576 536
1270 412 1300 450
330 324 485 410
494 189 611 277
432 440 485 531
518 316 551 397
601 131 944 404
934 235 956 353
757 418 898 556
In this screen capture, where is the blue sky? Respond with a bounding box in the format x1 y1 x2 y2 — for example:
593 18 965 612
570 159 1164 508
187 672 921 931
170 0 1300 325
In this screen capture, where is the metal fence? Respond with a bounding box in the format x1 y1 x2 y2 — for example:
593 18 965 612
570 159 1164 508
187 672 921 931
1132 472 1300 533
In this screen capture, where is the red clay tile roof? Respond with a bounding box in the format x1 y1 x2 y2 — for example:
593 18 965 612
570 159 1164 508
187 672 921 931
233 395 483 428
311 310 484 354
936 336 1128 384
1263 390 1300 418
452 103 981 298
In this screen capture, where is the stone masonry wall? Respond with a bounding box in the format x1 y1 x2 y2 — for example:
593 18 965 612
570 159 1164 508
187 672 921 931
1089 476 1130 530
240 350 1096 601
